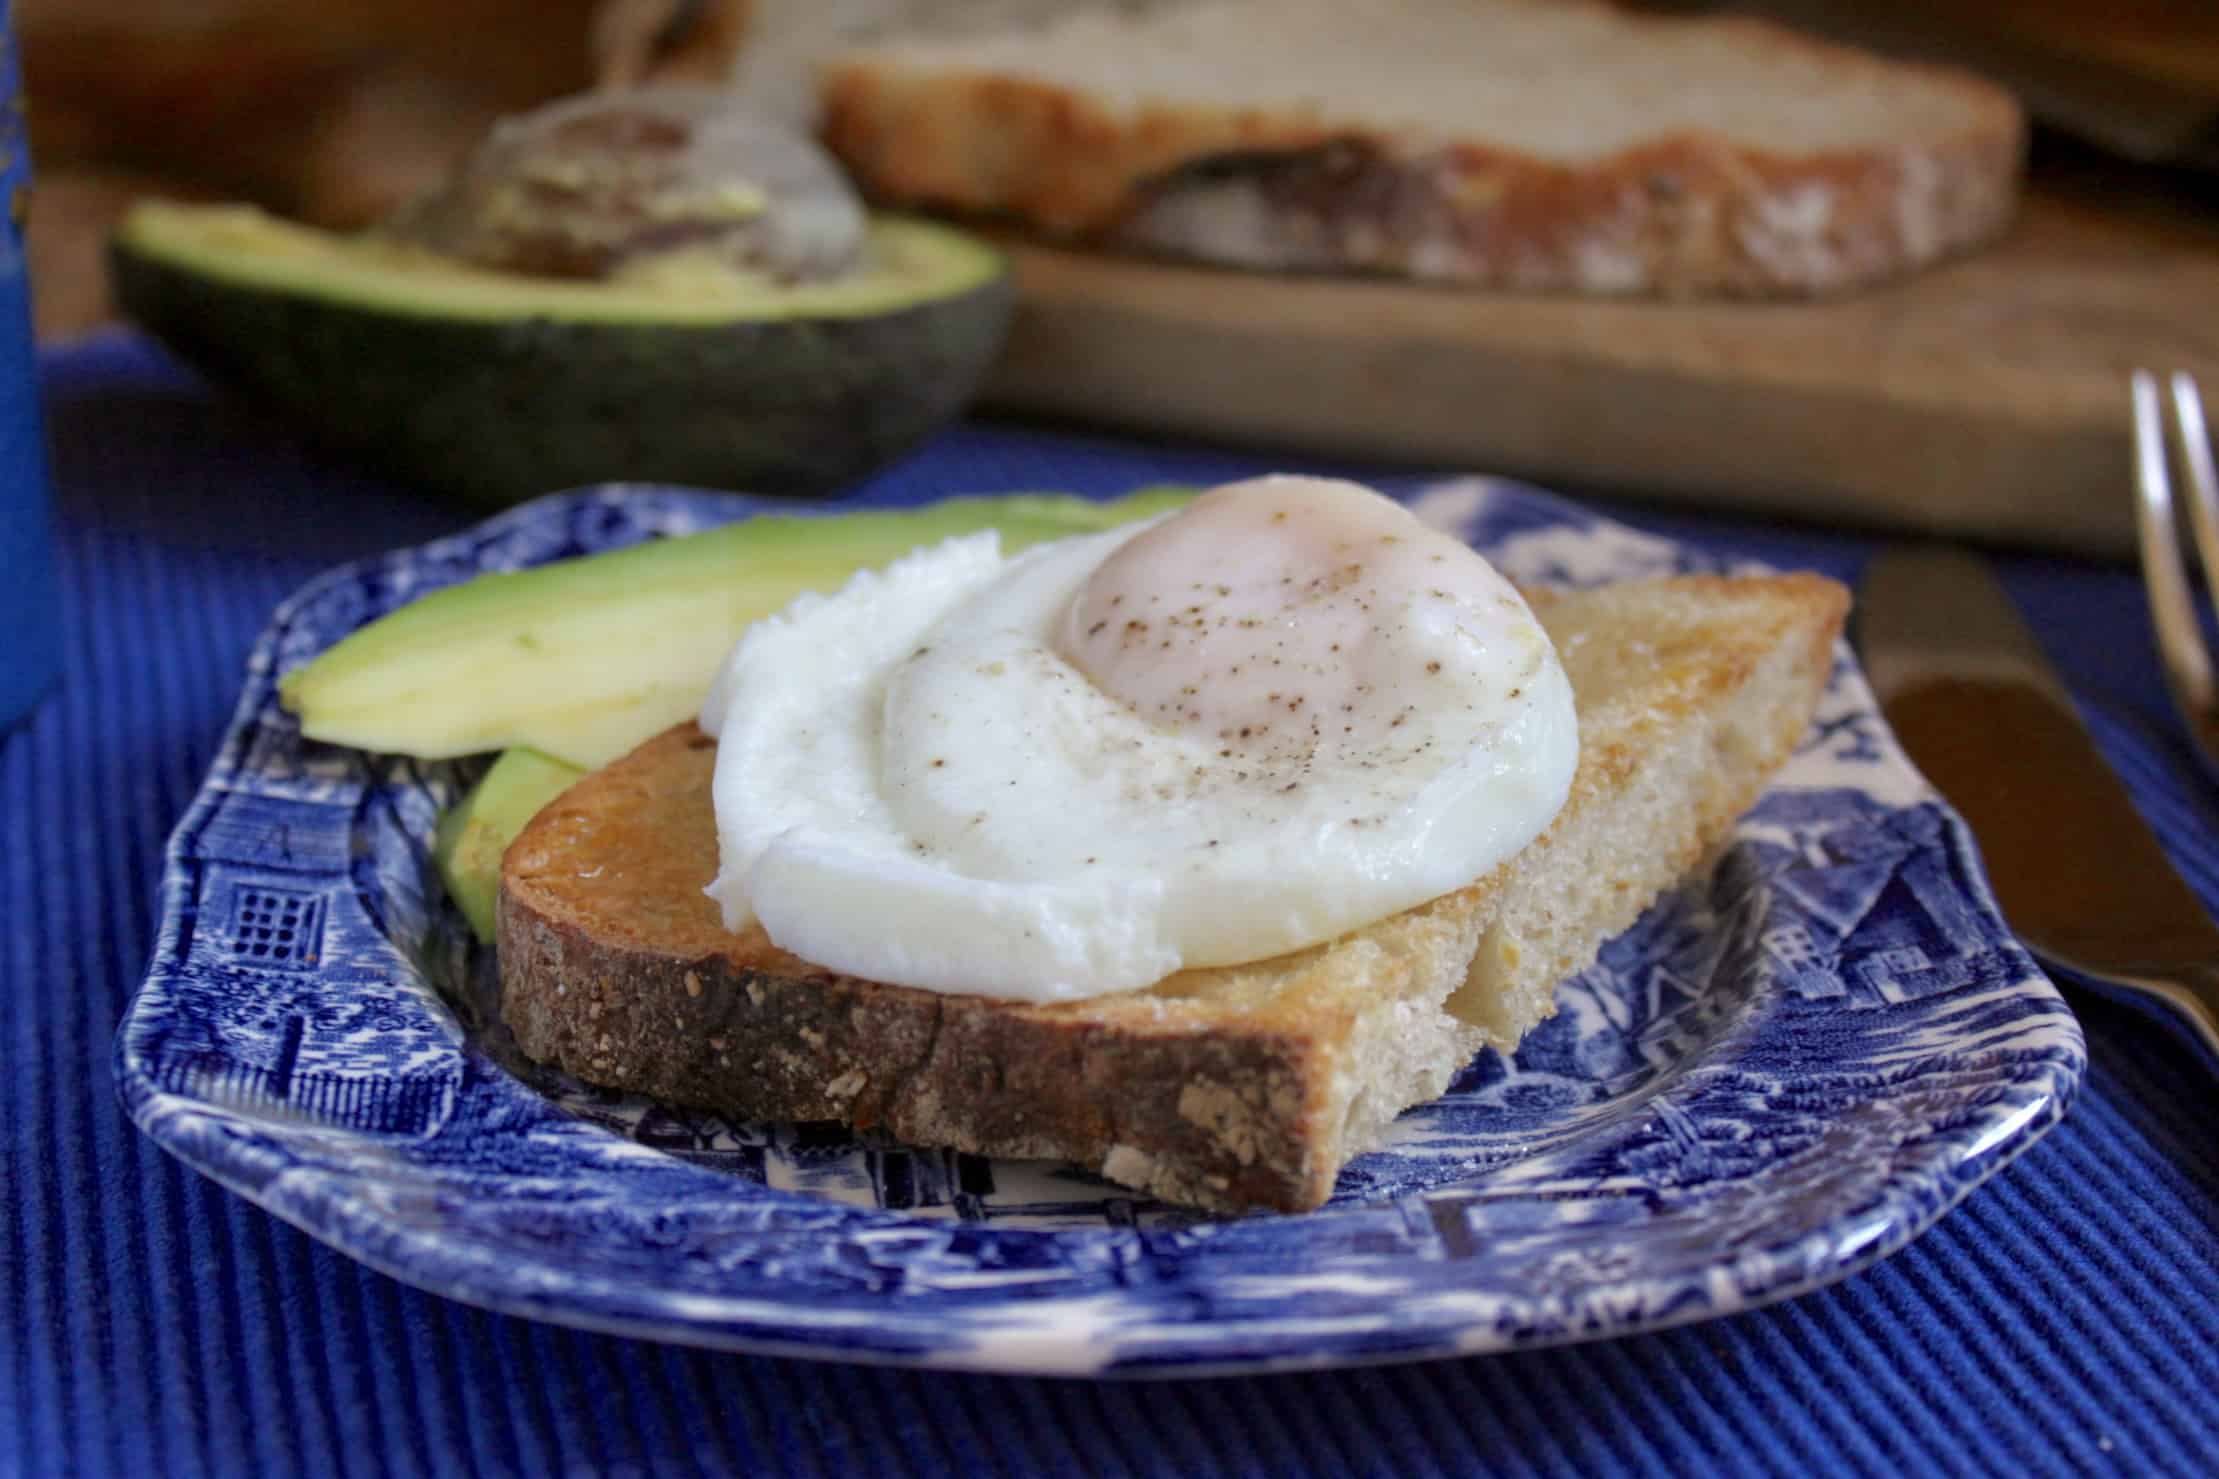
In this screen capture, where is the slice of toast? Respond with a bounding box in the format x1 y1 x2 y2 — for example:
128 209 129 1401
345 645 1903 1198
817 0 2023 297
497 572 1849 1212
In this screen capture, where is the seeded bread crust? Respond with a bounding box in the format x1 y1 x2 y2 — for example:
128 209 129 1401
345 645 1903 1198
497 573 1849 1212
817 0 2024 297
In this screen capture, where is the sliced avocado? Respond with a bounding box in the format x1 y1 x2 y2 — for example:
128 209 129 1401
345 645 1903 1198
434 747 588 942
283 486 1191 768
109 201 1012 504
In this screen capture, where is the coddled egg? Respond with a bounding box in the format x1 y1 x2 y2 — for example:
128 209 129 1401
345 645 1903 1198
699 474 1577 1002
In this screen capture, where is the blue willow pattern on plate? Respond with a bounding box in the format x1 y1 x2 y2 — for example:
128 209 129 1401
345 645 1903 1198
115 478 2083 1375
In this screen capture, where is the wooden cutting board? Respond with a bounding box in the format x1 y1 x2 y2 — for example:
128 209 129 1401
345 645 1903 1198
980 178 2219 557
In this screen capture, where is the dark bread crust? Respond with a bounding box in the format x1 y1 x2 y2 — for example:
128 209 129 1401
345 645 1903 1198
500 867 1330 1211
498 725 1340 1210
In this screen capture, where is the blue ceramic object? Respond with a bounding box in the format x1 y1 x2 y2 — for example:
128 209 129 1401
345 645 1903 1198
115 478 2084 1375
0 4 56 732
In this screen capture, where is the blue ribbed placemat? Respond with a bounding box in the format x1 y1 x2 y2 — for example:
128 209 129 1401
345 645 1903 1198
7 333 2217 1478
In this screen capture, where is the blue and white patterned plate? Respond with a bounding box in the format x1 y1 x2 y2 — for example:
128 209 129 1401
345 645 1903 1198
116 479 2084 1376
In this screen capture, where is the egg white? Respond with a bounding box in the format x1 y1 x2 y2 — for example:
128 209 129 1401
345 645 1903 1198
700 505 1577 1002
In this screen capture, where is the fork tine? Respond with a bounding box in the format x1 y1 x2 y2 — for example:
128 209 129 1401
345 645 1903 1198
2133 371 2218 747
2169 372 2219 610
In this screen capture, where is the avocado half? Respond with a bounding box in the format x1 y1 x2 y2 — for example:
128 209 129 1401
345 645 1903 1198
110 202 1014 504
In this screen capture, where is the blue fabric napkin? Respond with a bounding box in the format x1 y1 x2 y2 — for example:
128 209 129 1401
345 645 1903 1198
6 334 2215 1478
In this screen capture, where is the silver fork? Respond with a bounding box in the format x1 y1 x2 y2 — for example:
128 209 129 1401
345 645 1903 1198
2133 370 2219 778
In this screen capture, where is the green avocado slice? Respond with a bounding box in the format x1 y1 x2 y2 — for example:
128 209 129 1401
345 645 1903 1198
283 486 1192 769
109 202 1014 503
433 747 588 943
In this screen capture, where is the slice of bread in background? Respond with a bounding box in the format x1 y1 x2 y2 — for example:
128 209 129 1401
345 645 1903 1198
497 572 1850 1213
819 0 2023 296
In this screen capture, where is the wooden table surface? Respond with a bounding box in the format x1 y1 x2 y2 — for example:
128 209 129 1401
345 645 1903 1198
984 168 2219 557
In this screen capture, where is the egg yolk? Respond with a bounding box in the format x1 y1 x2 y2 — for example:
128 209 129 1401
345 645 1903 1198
1055 475 1508 761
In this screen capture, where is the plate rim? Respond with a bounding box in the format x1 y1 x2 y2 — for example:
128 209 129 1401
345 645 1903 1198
114 479 2086 1376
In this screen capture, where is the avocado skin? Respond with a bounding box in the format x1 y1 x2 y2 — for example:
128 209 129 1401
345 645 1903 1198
109 236 1013 505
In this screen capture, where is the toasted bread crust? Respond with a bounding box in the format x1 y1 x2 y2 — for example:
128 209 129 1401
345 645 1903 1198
500 791 1340 1208
497 573 1850 1212
818 9 2023 296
